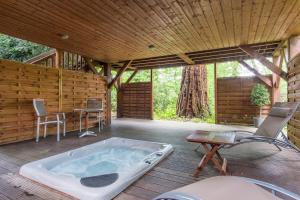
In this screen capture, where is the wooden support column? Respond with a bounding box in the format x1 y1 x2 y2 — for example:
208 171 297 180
288 35 300 61
239 45 287 80
55 49 62 68
214 63 218 124
108 60 132 89
272 55 283 104
239 60 272 87
150 69 153 120
104 63 112 125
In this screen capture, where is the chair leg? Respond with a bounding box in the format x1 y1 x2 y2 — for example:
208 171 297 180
274 143 282 151
79 112 82 132
36 117 40 143
98 116 101 132
44 117 47 138
63 120 66 136
44 124 47 138
57 122 60 142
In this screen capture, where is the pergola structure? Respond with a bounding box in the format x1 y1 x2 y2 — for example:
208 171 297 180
0 1 300 146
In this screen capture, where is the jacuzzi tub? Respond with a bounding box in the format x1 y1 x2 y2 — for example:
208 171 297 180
20 137 173 200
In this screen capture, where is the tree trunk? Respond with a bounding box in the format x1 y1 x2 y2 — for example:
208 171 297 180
176 65 210 118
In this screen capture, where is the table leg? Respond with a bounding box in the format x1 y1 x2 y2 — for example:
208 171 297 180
79 112 97 137
194 144 228 177
194 144 219 177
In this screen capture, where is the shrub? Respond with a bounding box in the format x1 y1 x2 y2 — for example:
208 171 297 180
250 84 270 117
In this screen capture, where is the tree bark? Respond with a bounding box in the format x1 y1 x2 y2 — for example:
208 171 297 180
176 65 210 118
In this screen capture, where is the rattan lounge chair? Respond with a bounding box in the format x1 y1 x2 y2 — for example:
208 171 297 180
153 176 300 200
33 99 66 142
186 102 300 176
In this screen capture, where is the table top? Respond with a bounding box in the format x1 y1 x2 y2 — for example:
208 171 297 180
186 130 236 145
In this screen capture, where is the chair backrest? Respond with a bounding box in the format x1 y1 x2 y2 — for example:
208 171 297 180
87 99 102 109
255 102 300 138
33 99 48 117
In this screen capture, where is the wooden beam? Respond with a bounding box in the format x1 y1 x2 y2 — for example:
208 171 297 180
114 62 137 70
55 49 62 68
239 60 272 87
214 63 218 124
272 55 283 104
177 53 195 65
239 45 287 81
126 69 139 84
108 60 132 89
103 63 112 125
83 57 98 74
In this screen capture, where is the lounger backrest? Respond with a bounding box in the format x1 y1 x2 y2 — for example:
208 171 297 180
87 99 102 109
255 102 299 138
33 99 47 117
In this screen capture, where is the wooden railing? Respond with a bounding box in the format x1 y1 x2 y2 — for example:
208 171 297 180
25 49 88 71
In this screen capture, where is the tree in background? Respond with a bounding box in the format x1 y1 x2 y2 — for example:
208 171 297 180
177 65 210 118
0 34 49 62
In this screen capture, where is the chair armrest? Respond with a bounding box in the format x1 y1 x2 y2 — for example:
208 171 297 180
49 112 66 120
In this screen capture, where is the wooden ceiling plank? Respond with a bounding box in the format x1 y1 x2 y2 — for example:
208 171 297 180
0 1 297 63
240 0 252 44
108 60 132 89
275 0 300 39
248 0 265 44
220 0 235 46
239 60 272 87
254 0 275 43
210 0 230 47
177 53 195 65
260 0 286 42
239 45 287 80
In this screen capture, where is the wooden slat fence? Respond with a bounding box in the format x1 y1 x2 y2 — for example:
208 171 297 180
287 54 300 148
117 82 153 119
216 76 272 125
0 59 107 145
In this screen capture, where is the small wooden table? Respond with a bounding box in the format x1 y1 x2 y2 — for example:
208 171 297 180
186 130 235 177
74 108 103 138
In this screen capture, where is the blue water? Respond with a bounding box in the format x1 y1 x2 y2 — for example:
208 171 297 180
49 146 152 178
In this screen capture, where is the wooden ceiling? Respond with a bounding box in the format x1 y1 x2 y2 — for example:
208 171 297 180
0 0 299 64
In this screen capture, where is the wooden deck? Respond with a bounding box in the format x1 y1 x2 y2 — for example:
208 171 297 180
0 119 299 200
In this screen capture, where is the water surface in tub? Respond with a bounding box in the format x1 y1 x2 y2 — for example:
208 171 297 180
49 146 152 178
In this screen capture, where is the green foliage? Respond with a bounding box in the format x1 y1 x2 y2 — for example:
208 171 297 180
250 84 270 107
0 34 49 62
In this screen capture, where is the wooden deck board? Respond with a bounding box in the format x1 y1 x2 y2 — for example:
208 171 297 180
0 119 299 200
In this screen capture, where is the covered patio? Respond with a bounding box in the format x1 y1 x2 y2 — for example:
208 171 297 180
0 0 300 199
0 119 299 200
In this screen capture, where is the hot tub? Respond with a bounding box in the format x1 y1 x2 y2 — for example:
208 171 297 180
20 137 173 200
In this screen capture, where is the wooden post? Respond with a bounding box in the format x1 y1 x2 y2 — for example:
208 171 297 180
272 55 283 104
58 68 63 112
104 63 112 125
55 49 62 68
214 63 218 124
150 69 153 120
288 35 300 61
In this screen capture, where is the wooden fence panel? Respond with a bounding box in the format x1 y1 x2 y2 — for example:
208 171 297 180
216 76 272 125
287 54 300 148
0 59 107 145
117 82 153 119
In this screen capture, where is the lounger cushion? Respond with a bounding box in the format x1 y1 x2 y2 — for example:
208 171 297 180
155 176 283 200
269 107 292 118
